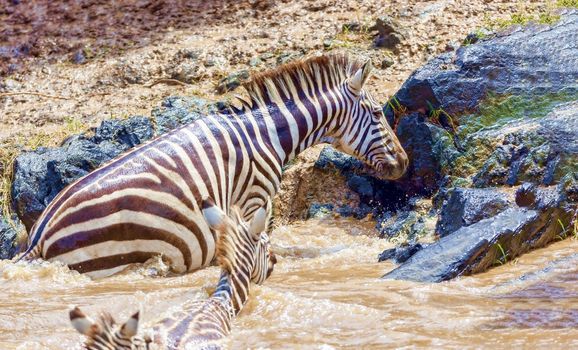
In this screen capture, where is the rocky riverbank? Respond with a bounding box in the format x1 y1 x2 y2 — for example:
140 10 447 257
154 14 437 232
1 2 577 283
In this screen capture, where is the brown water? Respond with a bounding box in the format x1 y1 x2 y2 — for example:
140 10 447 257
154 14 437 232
1 217 578 349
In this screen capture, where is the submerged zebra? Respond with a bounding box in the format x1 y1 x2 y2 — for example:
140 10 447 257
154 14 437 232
20 53 408 278
70 198 276 349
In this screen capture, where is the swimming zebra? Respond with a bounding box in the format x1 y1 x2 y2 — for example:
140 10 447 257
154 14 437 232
20 53 408 278
70 199 276 349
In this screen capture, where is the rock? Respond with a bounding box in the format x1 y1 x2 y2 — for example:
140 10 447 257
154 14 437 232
216 70 250 94
388 11 578 117
314 146 408 212
436 187 511 237
381 57 395 69
370 16 406 49
374 33 403 49
515 182 537 207
383 185 575 282
342 22 362 32
378 243 424 264
173 48 201 61
168 62 203 83
0 218 19 260
152 96 213 135
249 57 262 67
472 101 578 187
72 50 86 64
11 116 155 230
378 211 420 239
394 113 460 195
11 96 215 231
307 203 334 219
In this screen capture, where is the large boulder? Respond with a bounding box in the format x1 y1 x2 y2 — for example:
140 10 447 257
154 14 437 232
472 101 578 187
383 184 576 282
11 116 155 231
11 96 214 231
0 218 19 259
389 11 578 117
436 187 512 237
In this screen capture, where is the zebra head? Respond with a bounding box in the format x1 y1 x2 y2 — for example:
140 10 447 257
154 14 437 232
69 306 152 349
327 59 408 180
202 198 276 285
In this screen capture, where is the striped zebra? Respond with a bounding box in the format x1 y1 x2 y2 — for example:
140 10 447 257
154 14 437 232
19 53 408 278
70 199 276 349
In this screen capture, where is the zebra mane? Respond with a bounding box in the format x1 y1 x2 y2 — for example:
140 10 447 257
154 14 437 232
240 53 366 106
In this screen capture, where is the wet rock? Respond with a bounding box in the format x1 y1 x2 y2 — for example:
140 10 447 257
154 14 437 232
389 12 578 117
216 70 250 94
152 96 213 135
515 182 537 207
314 146 408 212
383 186 575 282
0 218 19 260
436 187 511 237
378 243 424 264
11 116 155 230
395 113 460 195
378 211 420 239
307 203 334 219
472 101 578 187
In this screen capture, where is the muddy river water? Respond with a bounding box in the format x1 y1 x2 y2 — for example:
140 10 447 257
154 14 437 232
1 217 577 349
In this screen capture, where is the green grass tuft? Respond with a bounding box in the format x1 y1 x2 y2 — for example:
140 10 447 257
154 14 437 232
494 242 509 265
556 0 578 8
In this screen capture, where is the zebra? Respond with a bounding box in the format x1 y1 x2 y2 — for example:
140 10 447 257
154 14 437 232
70 198 276 349
19 53 408 278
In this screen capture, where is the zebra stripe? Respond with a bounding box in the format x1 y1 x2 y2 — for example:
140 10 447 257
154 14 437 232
70 200 276 349
20 53 408 278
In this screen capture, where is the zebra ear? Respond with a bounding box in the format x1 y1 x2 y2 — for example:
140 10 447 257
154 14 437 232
349 59 373 93
202 197 227 232
249 201 271 240
69 306 97 336
120 311 139 337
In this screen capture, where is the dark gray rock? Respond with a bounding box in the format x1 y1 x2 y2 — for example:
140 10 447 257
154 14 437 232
72 50 86 64
378 243 424 264
0 218 19 260
10 96 214 232
394 113 459 195
383 186 575 282
314 146 408 212
12 116 154 231
307 203 334 219
152 96 213 135
436 187 511 237
387 11 578 117
473 101 578 187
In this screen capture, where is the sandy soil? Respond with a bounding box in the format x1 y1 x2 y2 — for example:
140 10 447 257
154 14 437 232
1 0 550 140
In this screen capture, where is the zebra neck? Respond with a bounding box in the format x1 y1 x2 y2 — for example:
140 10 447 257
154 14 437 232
212 268 250 318
238 88 341 167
